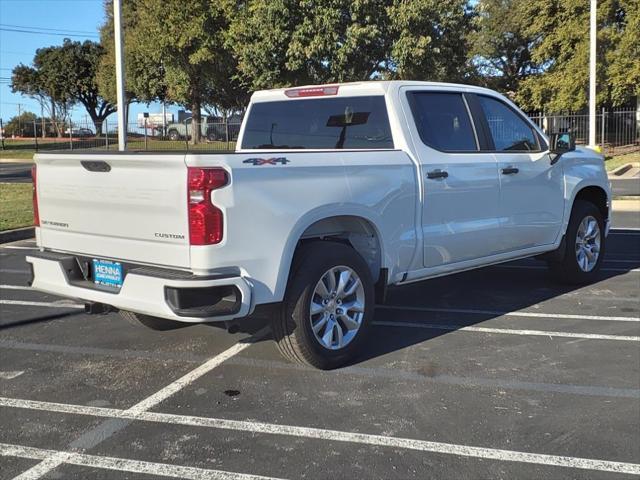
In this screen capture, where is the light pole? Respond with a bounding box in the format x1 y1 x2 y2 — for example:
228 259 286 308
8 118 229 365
588 0 597 147
114 0 127 151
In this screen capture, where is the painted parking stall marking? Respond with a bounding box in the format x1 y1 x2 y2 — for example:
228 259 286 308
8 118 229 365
1 398 639 475
1 443 286 480
0 299 84 309
377 304 640 322
373 320 640 342
8 328 269 480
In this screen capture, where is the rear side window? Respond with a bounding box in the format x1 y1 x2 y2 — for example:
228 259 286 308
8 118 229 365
477 96 539 151
407 92 478 152
241 96 393 150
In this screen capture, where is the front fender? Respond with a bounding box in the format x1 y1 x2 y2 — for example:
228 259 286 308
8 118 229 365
561 149 611 235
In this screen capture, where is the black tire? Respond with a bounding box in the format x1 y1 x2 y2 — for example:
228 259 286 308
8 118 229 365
167 129 180 141
547 199 606 284
119 310 185 331
272 241 375 370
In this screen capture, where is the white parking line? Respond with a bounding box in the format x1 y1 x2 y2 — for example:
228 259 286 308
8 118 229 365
1 398 638 475
10 328 269 480
376 305 640 322
1 246 37 250
373 321 640 342
1 443 284 480
497 264 640 273
0 300 83 309
126 338 265 415
0 371 24 380
0 269 30 274
0 285 31 291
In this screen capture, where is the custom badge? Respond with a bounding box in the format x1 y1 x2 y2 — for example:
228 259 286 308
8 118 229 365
243 157 290 166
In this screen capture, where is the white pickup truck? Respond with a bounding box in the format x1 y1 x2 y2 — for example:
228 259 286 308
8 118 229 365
27 81 610 369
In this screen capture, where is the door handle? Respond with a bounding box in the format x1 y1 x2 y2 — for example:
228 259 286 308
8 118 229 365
501 166 519 175
427 169 449 180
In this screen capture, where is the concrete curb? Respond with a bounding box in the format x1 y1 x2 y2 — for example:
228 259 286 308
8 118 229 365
609 162 640 177
0 227 35 244
0 158 34 164
612 199 640 212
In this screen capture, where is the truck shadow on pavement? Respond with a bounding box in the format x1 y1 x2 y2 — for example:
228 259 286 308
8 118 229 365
0 310 84 330
350 232 640 366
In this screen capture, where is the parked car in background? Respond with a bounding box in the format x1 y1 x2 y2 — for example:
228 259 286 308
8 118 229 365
166 116 241 142
27 81 610 370
64 127 94 137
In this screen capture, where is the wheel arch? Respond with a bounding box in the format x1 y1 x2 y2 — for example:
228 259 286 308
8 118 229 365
273 208 386 302
570 184 609 228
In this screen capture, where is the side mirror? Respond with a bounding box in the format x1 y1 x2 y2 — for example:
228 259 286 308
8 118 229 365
550 132 575 154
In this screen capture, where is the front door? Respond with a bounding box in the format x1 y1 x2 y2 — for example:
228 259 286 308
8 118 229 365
402 89 503 269
474 95 564 251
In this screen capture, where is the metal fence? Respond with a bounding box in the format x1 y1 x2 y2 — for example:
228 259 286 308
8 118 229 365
0 119 243 153
1 110 638 155
528 108 639 154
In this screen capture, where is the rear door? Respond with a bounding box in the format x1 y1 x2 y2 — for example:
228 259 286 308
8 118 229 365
35 153 191 268
402 89 503 268
472 94 564 251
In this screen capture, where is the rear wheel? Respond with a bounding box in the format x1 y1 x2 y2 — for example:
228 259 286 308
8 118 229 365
272 241 374 370
168 129 180 141
548 199 605 284
119 310 184 331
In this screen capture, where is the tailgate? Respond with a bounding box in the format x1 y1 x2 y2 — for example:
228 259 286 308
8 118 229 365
35 153 190 268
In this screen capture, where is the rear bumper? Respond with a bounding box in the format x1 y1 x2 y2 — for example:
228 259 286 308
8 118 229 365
26 251 253 323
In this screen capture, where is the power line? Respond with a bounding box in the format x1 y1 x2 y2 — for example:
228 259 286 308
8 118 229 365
0 50 32 55
0 23 98 35
0 27 99 39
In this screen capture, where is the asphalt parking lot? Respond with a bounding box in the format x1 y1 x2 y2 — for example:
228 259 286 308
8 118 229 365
1 216 639 479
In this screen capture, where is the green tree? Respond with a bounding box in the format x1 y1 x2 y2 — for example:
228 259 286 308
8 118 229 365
227 0 474 89
388 0 474 82
128 0 241 143
225 0 309 89
468 0 542 95
227 0 395 89
11 57 73 137
286 0 393 82
58 40 116 133
97 0 168 120
11 40 115 134
518 0 639 111
3 111 37 137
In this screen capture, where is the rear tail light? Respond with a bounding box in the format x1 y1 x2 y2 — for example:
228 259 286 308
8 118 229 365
284 86 339 98
187 167 228 245
31 165 40 227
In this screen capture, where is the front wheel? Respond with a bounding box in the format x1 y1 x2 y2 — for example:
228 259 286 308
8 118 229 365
548 199 606 284
272 241 374 369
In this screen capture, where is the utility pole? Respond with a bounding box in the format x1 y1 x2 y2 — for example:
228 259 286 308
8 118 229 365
588 0 597 147
114 0 127 151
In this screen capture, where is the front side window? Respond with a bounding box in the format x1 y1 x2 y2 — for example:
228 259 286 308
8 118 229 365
407 92 478 152
477 96 539 152
241 96 393 150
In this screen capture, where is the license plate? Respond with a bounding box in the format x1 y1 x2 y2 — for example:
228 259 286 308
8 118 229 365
92 259 123 288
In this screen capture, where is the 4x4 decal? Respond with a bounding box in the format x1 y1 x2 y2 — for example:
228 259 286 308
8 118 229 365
243 157 290 166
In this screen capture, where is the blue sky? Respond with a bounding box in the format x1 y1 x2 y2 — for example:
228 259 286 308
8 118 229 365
0 0 174 125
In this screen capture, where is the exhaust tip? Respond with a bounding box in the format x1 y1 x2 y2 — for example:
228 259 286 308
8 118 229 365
225 321 240 334
84 302 112 315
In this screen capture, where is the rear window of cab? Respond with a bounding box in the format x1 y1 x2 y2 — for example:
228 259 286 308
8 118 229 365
241 96 394 150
